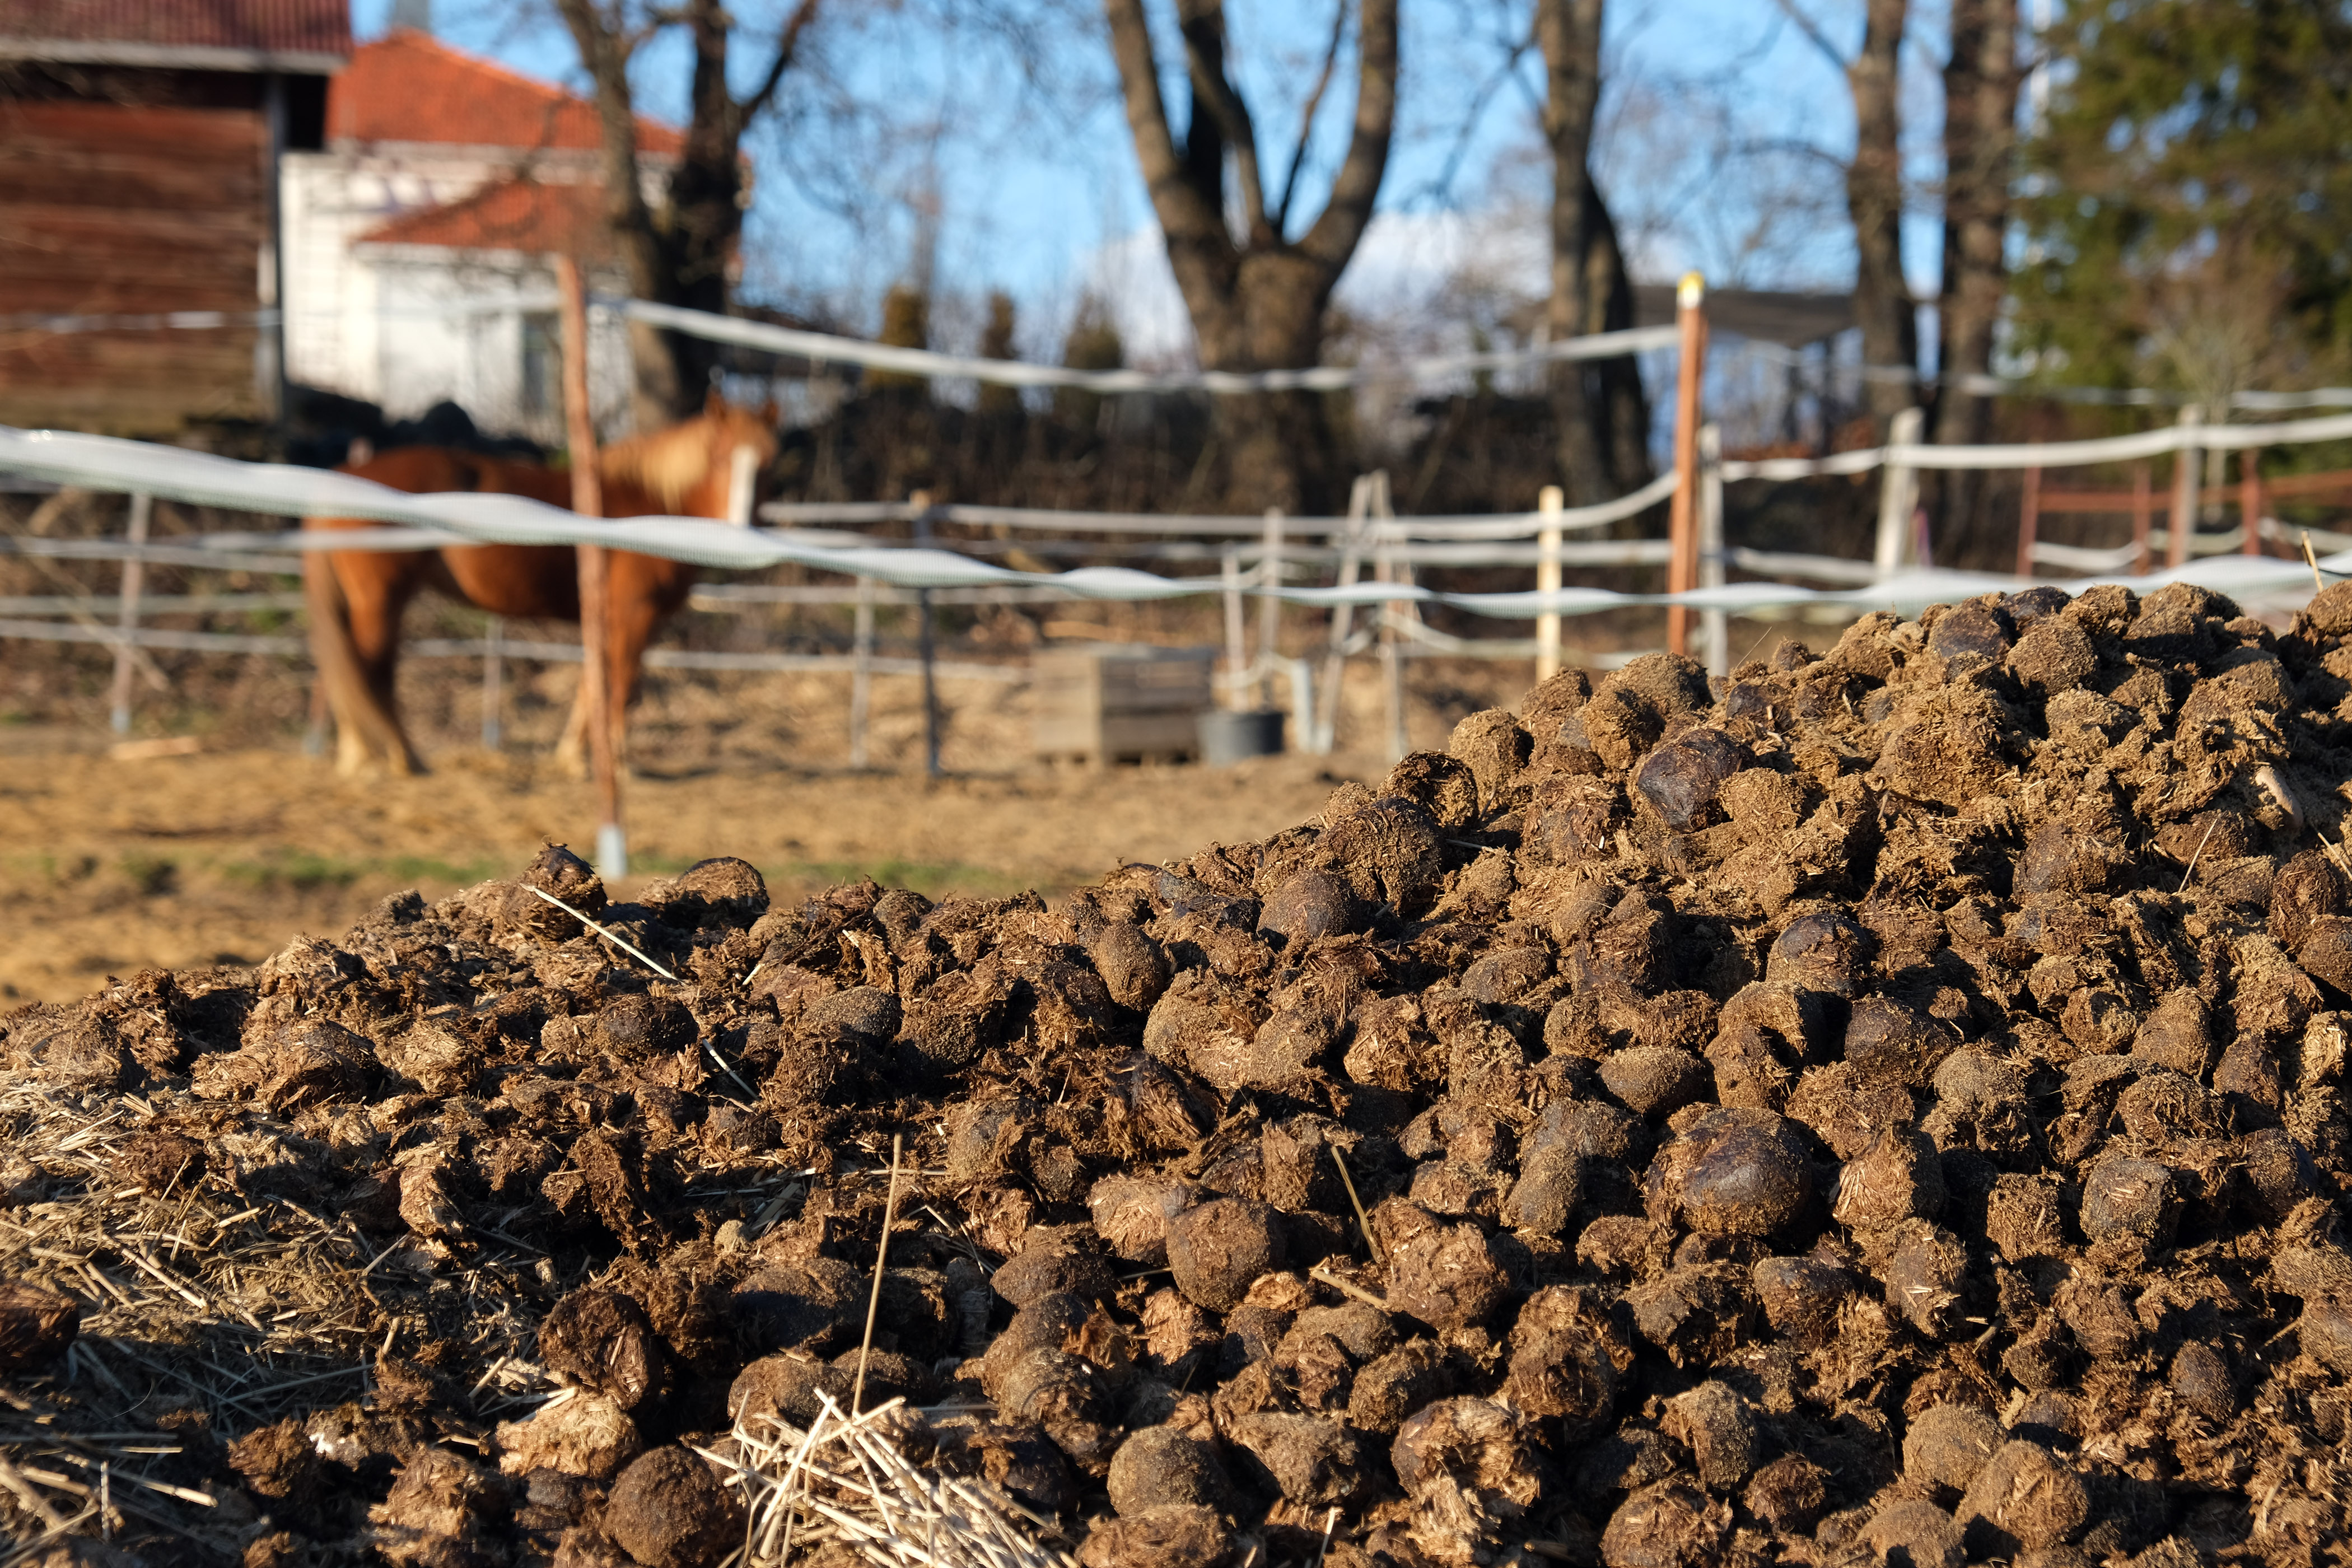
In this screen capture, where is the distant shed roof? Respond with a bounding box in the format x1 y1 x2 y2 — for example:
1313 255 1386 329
327 30 685 156
0 0 351 72
358 178 621 260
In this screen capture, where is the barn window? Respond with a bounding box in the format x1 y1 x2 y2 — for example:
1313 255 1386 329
521 311 561 418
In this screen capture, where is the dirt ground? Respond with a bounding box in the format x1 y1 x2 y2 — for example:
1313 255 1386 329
0 623 1599 1003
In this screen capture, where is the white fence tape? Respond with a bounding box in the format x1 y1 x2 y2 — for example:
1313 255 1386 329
5 424 2350 623
760 470 1678 542
1723 410 2352 482
17 292 2352 415
615 298 1676 394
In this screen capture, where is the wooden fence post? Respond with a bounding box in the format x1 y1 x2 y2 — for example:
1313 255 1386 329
1258 507 1285 712
912 492 941 778
2015 464 2042 578
2242 448 2264 556
1535 485 1563 685
1874 405 1925 577
108 490 151 735
1370 473 1408 762
1312 474 1372 755
1666 273 1708 655
556 255 623 879
481 614 503 750
2167 405 2203 570
1221 545 1247 710
2131 463 2153 575
848 575 875 768
1697 426 1727 678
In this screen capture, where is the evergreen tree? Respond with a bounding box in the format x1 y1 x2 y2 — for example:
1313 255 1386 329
2016 0 2352 403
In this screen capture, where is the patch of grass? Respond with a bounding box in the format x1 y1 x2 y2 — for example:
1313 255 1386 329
384 855 504 886
221 850 502 893
221 850 364 893
119 854 178 897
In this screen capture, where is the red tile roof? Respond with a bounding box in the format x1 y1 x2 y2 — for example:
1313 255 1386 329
356 177 623 259
0 0 349 58
328 31 684 156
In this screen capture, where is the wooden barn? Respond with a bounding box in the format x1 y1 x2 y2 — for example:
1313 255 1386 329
0 1 350 437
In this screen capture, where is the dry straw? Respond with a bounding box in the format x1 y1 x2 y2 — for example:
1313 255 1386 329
0 1073 552 1550
701 1393 1079 1568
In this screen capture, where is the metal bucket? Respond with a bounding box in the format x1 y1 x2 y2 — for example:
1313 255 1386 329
1198 708 1285 766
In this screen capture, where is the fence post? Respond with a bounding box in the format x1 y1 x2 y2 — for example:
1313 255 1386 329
848 575 875 768
2167 405 2204 570
1535 485 1563 685
1313 474 1373 754
481 614 503 750
1370 473 1408 762
1221 545 1247 711
1697 426 1728 679
912 491 941 778
557 254 624 880
2015 464 2042 578
2131 462 2153 575
1376 544 1406 763
1665 273 1709 655
1873 405 1925 577
108 490 151 735
2241 448 2264 556
1258 507 1285 713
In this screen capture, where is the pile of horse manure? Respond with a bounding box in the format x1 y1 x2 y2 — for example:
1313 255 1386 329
8 579 2352 1568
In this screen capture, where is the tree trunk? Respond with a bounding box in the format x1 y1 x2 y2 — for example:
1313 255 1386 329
1539 0 1606 505
553 0 815 429
1931 0 2018 560
1584 185 1653 496
1539 0 1648 506
1847 0 1918 431
1103 0 1398 514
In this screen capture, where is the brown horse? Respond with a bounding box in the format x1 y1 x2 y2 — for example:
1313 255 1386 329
304 397 778 776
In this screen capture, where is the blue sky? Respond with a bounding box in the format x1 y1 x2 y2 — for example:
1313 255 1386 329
349 1 1958 363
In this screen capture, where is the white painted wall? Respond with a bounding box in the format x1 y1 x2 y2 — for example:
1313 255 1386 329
282 143 656 444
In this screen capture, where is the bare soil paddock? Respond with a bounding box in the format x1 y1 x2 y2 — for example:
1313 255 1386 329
0 654 1534 1002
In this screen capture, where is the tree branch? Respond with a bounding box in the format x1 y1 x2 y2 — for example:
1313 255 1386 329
1273 0 1350 235
1770 0 1849 68
550 0 659 267
1102 0 1232 259
1178 1 1271 242
1299 0 1397 272
737 0 822 128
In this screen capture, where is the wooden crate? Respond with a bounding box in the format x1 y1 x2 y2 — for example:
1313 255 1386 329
1033 643 1217 764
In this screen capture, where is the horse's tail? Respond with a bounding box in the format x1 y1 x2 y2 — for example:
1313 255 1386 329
302 534 422 775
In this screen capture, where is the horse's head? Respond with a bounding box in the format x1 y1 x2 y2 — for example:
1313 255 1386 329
603 395 782 523
702 390 781 526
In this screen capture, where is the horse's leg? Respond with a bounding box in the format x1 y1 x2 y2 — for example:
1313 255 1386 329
337 550 426 773
604 569 667 777
554 684 591 780
305 538 424 775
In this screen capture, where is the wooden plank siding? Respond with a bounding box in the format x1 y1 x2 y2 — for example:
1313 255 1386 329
0 76 271 433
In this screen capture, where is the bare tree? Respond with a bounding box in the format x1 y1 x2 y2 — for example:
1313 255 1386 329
1537 0 1649 505
1101 0 1400 513
553 0 820 426
1777 0 1918 432
1931 0 2018 548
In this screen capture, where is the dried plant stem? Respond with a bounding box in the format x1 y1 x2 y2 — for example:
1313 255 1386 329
2179 814 2221 892
1328 1145 1380 1264
852 1131 904 1417
1308 1263 1390 1312
520 884 678 979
